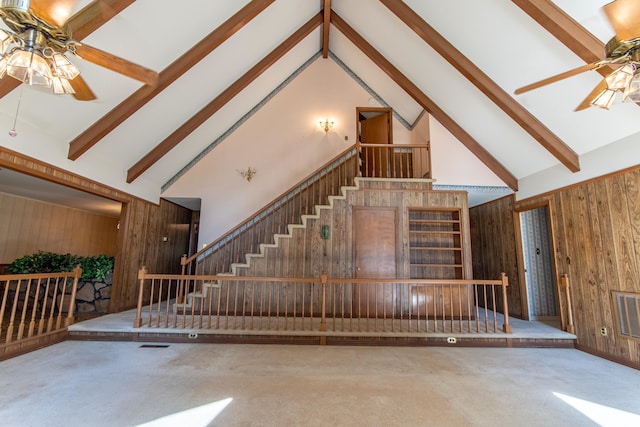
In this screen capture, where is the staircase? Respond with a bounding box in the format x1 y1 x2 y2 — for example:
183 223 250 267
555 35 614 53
176 142 437 314
174 179 359 314
175 146 359 313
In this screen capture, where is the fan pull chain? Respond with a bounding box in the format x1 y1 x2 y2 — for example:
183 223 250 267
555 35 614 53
9 85 23 137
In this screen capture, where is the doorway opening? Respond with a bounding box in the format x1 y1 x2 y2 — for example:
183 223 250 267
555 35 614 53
516 205 560 328
356 107 392 177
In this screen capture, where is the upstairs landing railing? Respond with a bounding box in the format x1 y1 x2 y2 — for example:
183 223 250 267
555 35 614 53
182 142 431 276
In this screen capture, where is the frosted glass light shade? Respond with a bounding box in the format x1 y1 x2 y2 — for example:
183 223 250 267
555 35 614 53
605 64 634 90
6 49 52 87
590 88 617 109
51 52 80 80
623 71 640 102
52 76 75 94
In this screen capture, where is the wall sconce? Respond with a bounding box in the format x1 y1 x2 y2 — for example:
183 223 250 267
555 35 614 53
238 166 257 182
319 118 334 133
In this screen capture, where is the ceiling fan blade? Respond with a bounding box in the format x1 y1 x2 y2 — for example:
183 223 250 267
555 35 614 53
514 62 603 95
29 0 80 27
574 79 608 111
603 0 640 41
69 75 96 101
72 43 159 86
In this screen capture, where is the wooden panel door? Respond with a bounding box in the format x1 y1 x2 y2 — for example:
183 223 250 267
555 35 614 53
353 207 397 317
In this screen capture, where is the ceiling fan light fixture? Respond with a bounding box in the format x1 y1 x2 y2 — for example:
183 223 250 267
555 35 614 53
51 52 79 80
0 29 11 52
0 57 7 79
590 88 617 109
6 48 52 87
622 69 640 102
605 63 635 90
51 76 74 95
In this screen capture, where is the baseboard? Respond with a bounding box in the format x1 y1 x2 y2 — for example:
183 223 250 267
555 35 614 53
0 329 68 361
576 344 640 370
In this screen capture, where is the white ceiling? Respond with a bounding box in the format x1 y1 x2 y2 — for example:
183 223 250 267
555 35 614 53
1 0 639 211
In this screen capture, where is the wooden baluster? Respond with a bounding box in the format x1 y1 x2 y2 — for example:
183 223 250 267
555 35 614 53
6 279 22 343
27 278 42 338
17 278 33 340
149 278 157 328
474 284 480 333
457 284 464 333
0 277 11 340
46 279 58 333
165 279 172 329
491 283 498 333
65 266 82 327
449 283 454 333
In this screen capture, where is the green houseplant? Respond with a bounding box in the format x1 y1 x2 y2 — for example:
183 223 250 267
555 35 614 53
8 251 114 281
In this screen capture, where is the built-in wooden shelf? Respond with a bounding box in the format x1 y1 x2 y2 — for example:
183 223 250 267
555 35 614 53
408 208 464 279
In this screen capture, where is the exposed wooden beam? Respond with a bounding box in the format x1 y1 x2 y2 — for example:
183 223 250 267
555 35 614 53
126 13 324 183
322 0 331 58
511 0 608 77
381 0 580 174
65 0 134 39
330 11 518 191
68 0 275 161
0 0 135 100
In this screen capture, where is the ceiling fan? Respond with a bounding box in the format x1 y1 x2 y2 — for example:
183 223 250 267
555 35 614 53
515 0 640 111
0 0 158 101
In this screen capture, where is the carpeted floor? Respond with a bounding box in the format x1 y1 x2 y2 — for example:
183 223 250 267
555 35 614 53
0 341 638 426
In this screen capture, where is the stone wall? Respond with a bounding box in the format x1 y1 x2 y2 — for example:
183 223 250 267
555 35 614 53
73 270 113 314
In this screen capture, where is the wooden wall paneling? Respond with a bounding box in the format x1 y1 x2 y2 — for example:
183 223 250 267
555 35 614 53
0 193 118 263
512 209 529 319
610 175 640 290
469 195 521 318
513 165 640 366
624 169 640 294
605 176 640 361
592 179 619 357
561 187 596 349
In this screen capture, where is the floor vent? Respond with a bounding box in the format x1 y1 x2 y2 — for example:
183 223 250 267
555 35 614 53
139 344 170 348
614 292 640 339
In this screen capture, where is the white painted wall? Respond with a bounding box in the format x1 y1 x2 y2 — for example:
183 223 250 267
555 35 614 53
517 133 640 200
428 115 506 187
164 58 411 245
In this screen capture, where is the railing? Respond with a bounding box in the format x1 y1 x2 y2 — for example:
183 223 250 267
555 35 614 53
358 142 431 179
181 142 431 276
134 268 511 337
0 266 82 345
182 146 359 276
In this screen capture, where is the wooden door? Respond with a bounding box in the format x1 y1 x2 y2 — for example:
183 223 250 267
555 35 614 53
353 207 397 317
359 109 392 177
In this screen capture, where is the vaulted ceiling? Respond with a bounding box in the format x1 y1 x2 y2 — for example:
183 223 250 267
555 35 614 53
1 0 640 203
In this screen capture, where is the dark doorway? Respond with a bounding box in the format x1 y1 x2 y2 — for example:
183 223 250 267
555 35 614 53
357 107 393 177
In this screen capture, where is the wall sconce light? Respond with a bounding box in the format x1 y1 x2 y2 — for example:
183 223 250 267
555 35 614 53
238 166 257 182
319 118 334 133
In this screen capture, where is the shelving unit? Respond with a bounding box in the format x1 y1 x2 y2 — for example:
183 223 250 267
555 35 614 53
408 209 464 279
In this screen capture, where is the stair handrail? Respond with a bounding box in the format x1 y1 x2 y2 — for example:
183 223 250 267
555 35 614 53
181 144 359 271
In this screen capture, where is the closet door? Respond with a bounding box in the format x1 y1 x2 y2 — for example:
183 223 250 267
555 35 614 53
353 207 397 317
